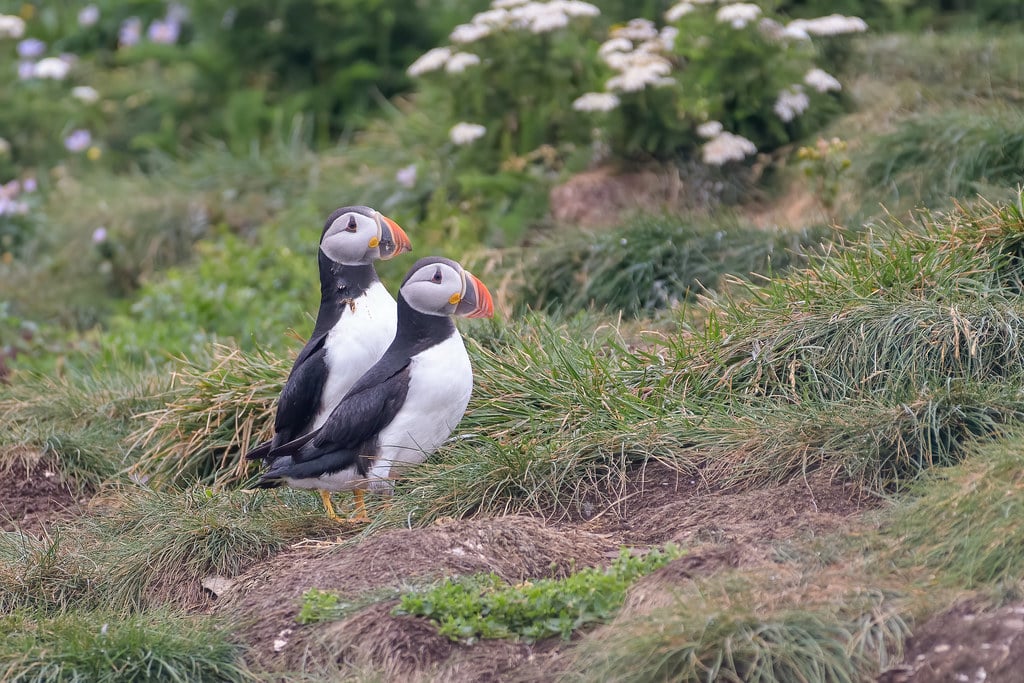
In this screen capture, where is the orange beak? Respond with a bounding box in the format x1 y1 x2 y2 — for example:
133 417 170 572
456 272 495 319
377 214 412 259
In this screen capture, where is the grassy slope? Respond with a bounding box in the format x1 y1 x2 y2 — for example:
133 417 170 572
2 29 1024 681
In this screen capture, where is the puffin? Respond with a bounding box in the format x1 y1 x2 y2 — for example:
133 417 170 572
246 206 412 519
254 256 494 522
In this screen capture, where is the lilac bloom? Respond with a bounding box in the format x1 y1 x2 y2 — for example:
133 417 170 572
78 5 100 27
16 61 33 80
23 177 36 193
92 227 108 244
147 19 180 44
119 17 142 48
17 38 45 59
64 129 92 153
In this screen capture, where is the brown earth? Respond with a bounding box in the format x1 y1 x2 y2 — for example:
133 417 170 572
0 459 88 534
879 600 1024 683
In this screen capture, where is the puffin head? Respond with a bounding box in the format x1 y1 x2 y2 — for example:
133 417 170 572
400 256 494 319
319 206 412 266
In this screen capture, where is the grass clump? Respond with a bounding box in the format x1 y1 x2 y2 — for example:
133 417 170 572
129 343 287 488
892 430 1024 587
0 363 169 488
517 216 828 317
393 545 684 643
85 487 332 612
572 608 907 683
859 109 1024 208
0 609 252 682
0 530 99 615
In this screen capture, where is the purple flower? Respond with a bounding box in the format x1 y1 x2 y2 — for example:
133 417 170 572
2 179 20 198
16 61 33 80
92 227 108 244
395 164 417 189
23 177 36 193
78 4 100 28
64 129 92 153
17 38 45 59
119 17 142 48
147 19 180 45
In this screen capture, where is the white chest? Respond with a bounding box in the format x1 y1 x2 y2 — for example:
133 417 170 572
370 334 474 481
314 282 397 429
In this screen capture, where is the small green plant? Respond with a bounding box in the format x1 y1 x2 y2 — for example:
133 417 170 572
797 136 851 216
297 588 342 625
394 545 684 643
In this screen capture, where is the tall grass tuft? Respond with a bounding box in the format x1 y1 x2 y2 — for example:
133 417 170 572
0 530 99 614
859 109 1024 208
0 609 253 682
893 431 1024 587
0 364 169 487
572 607 908 683
85 486 332 611
129 343 286 488
517 215 829 317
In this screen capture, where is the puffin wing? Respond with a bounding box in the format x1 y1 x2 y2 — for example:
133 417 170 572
245 333 329 461
295 358 413 465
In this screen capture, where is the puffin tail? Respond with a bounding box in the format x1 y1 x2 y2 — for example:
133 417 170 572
245 440 273 462
255 456 294 488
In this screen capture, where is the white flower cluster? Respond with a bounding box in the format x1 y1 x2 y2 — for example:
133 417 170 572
599 25 678 93
803 68 841 93
702 131 757 166
450 122 487 145
408 47 453 77
572 92 620 112
446 52 481 74
787 14 868 38
774 85 809 122
716 3 762 29
0 14 25 39
696 120 723 139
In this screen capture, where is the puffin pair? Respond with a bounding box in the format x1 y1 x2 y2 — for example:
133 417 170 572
247 206 493 522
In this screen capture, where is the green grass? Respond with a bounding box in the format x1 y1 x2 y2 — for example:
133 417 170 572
0 530 99 615
394 545 684 643
892 430 1024 588
516 215 831 317
859 108 1024 209
0 609 253 682
0 363 169 488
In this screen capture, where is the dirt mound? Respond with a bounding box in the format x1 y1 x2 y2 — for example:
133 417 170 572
221 515 612 669
879 600 1024 683
0 459 88 534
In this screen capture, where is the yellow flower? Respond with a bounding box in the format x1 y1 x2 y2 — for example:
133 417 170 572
20 3 34 20
86 146 102 161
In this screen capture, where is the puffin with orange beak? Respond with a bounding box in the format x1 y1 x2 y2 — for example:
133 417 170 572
255 256 494 522
246 206 412 519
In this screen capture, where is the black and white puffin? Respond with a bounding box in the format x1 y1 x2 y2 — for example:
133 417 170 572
254 256 494 522
246 206 411 517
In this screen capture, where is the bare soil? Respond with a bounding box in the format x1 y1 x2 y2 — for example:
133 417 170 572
879 600 1024 683
0 460 88 534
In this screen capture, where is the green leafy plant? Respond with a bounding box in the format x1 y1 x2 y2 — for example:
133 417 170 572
394 545 684 642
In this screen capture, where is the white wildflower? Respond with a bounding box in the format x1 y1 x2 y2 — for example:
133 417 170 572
598 37 633 57
78 4 100 27
407 47 452 76
773 85 809 122
449 122 487 145
560 1 600 18
611 18 658 42
716 3 761 29
782 23 810 40
659 26 679 51
473 8 509 25
395 164 417 189
71 85 101 103
702 131 757 165
788 15 867 36
450 22 492 43
33 57 71 80
665 2 696 22
492 0 528 7
572 92 621 112
530 10 569 33
0 138 9 156
804 68 841 93
696 120 723 139
607 62 674 92
0 14 25 39
446 52 481 73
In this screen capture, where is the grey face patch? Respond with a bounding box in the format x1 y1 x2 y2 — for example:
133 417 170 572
400 261 464 315
320 211 382 265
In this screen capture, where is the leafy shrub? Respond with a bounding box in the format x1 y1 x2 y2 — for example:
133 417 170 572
394 545 684 642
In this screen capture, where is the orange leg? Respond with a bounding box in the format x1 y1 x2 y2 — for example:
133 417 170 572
349 489 370 523
318 490 342 521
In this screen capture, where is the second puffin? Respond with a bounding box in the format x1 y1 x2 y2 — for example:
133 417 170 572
255 256 494 522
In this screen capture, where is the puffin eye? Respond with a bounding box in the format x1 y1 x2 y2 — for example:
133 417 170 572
344 216 358 232
431 267 443 284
